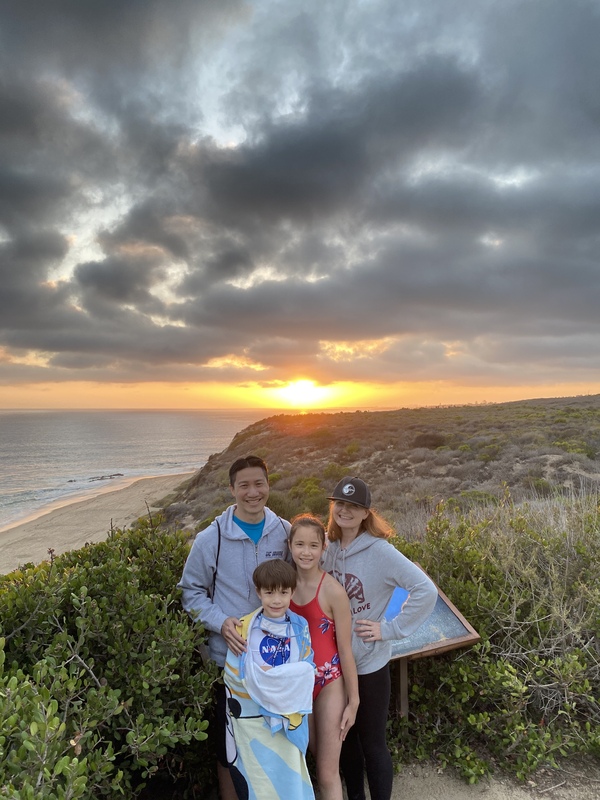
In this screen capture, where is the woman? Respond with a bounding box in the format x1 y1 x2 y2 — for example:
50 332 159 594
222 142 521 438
321 477 438 800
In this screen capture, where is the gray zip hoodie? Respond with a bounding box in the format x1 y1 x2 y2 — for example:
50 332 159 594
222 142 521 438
178 504 290 666
321 533 437 674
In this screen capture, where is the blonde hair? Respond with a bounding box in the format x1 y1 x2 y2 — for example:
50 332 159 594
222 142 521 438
326 501 393 542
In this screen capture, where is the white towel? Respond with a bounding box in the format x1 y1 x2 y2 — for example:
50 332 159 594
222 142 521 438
244 655 314 717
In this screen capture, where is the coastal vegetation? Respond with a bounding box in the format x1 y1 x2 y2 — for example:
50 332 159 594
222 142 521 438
1 394 600 797
165 393 600 534
0 520 216 799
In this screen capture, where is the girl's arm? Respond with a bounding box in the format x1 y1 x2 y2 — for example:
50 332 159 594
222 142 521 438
326 576 360 740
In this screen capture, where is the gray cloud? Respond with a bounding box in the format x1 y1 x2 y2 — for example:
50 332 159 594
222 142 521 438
1 0 600 398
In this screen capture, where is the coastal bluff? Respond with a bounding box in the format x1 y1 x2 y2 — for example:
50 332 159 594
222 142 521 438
163 394 600 534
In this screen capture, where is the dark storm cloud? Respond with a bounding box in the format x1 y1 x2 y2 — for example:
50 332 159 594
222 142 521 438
75 257 168 312
1 0 600 393
203 57 480 224
0 169 71 232
0 0 244 72
0 232 70 324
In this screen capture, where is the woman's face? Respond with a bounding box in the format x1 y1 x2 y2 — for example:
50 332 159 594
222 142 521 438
332 499 369 531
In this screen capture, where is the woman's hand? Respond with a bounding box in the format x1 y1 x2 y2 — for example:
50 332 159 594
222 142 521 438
354 619 382 641
339 700 359 740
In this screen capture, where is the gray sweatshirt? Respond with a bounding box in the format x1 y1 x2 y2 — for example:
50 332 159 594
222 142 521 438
321 533 438 674
178 504 290 666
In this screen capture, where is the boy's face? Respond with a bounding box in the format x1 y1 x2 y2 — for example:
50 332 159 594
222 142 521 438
257 585 292 618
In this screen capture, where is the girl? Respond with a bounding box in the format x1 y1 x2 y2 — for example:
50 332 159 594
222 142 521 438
288 514 359 800
321 476 438 800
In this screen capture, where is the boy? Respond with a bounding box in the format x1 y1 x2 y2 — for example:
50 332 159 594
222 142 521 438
223 559 316 800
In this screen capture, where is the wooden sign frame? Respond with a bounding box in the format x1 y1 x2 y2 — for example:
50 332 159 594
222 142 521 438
387 569 481 716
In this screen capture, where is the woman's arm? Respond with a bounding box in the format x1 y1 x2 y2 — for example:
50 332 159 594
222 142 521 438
325 575 360 739
355 547 437 642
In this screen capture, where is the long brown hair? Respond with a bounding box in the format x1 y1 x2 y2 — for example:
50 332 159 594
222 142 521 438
289 513 326 546
326 501 393 542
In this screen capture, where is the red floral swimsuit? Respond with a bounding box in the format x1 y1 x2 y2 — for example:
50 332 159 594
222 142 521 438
290 572 342 700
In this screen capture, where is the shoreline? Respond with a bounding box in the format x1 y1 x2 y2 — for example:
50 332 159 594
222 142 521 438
0 472 193 535
0 472 193 575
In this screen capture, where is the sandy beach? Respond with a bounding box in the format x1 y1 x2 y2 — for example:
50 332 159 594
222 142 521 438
0 472 192 574
2 478 598 799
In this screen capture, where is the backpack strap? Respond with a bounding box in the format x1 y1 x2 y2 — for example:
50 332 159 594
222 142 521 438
209 516 285 599
210 520 221 600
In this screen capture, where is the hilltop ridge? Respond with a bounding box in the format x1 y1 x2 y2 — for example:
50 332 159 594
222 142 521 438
164 394 600 533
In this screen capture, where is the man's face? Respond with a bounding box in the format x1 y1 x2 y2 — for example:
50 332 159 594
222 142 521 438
230 466 269 523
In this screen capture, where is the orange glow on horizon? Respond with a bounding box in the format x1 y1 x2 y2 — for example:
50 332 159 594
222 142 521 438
1 379 600 410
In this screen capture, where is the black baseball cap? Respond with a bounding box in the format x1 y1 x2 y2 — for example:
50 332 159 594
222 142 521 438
327 477 372 509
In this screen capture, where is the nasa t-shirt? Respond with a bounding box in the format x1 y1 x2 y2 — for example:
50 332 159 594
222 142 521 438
249 613 295 669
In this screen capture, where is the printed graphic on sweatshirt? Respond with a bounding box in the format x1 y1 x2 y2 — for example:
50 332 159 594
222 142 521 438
265 550 285 558
329 569 372 614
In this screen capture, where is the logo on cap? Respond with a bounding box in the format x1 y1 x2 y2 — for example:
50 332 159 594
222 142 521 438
342 483 356 497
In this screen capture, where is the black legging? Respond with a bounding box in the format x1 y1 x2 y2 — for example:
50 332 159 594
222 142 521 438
339 663 393 800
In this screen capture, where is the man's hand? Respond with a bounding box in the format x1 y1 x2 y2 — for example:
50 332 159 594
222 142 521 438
221 616 246 655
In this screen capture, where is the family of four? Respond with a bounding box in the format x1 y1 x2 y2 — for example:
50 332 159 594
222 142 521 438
178 455 437 800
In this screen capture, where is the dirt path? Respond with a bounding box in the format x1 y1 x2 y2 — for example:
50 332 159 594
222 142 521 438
389 761 600 800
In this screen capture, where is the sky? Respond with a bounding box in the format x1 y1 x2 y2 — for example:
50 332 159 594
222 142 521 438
1 0 600 410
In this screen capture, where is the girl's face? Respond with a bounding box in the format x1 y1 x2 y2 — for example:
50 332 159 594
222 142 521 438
332 500 369 531
290 524 324 571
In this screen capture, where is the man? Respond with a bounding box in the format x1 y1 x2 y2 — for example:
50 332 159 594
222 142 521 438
178 454 290 800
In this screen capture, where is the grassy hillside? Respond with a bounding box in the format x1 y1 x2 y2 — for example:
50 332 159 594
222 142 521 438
164 393 600 533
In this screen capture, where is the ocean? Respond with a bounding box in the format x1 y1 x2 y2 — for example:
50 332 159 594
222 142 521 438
0 409 277 531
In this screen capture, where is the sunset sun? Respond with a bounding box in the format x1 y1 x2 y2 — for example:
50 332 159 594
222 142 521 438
276 380 332 408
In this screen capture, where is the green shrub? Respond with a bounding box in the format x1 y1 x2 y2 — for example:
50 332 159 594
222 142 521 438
268 476 329 519
390 496 600 780
323 462 347 482
0 642 121 799
552 439 595 459
0 519 217 798
447 489 499 510
265 489 297 520
412 432 447 449
522 476 554 496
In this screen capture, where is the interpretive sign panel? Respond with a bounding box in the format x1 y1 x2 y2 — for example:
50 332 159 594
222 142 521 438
386 567 480 715
389 585 480 660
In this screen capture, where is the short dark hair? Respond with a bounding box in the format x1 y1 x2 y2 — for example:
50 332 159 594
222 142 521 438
229 455 269 486
253 559 297 592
